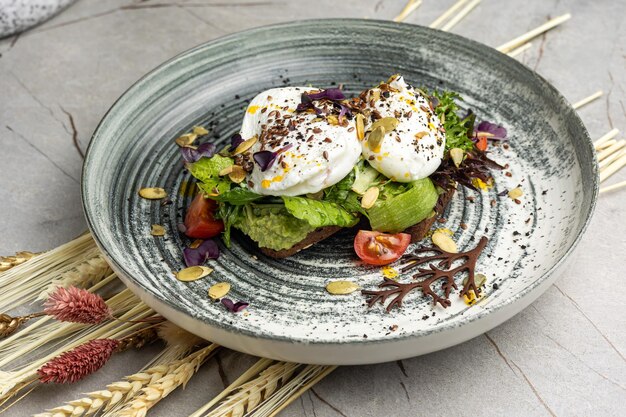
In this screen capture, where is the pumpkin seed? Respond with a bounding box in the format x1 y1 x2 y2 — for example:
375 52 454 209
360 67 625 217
208 282 231 300
355 114 366 140
368 126 386 153
151 224 165 236
508 187 523 199
189 239 203 249
326 115 339 126
370 89 381 102
138 187 168 200
370 117 399 133
414 131 429 140
192 126 209 136
360 186 379 209
175 133 197 147
218 165 234 176
176 266 213 282
450 148 464 167
326 280 360 295
232 135 258 155
432 231 458 253
464 273 487 289
228 165 246 183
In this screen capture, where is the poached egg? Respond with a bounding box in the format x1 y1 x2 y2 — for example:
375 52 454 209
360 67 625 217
240 87 361 196
359 75 445 181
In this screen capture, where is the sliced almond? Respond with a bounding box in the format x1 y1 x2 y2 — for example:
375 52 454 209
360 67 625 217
192 126 209 136
228 165 246 184
150 224 165 236
208 282 231 300
219 165 234 176
176 266 213 282
326 280 359 295
450 148 464 167
360 186 379 209
138 187 167 200
370 117 399 133
432 231 457 253
355 114 366 140
508 187 523 200
368 126 386 153
175 133 197 147
232 135 258 155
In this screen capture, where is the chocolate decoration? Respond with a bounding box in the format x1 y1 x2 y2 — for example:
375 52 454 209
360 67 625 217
362 237 488 312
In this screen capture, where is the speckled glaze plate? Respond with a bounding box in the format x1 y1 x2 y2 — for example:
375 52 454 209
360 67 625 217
82 19 597 365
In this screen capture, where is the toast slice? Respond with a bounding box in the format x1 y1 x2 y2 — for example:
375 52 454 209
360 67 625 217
259 186 455 258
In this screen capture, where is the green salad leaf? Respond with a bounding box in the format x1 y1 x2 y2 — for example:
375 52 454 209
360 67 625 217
187 155 233 196
323 167 363 215
211 187 262 205
282 196 359 228
432 91 475 152
216 203 243 247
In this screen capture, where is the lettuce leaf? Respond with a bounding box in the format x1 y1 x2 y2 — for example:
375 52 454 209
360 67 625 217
211 187 262 205
282 196 359 228
187 155 233 196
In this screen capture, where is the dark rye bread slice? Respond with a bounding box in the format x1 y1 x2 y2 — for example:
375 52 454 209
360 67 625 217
259 186 456 259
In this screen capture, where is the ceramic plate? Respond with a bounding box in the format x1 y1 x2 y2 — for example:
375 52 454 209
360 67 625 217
82 19 597 365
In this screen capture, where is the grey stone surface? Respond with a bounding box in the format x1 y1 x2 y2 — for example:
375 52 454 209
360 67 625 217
0 0 624 416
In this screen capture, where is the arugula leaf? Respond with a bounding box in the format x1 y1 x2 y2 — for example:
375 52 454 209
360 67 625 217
187 155 233 196
216 203 243 247
211 187 262 205
432 91 475 152
282 196 359 228
323 169 364 216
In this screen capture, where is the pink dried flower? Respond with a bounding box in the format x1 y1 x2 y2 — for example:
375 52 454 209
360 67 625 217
38 338 120 383
44 286 112 324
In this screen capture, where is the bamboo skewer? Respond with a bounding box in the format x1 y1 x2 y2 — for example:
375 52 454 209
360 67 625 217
440 0 481 32
393 0 422 22
507 42 533 58
429 0 469 29
497 13 572 53
597 141 626 162
599 148 626 170
600 152 626 183
594 128 620 149
597 139 617 151
572 90 604 110
600 179 626 194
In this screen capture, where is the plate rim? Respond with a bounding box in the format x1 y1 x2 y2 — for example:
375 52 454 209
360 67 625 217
81 18 599 348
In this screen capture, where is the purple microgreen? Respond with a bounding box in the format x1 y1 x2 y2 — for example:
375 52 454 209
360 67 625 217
221 298 249 313
229 133 244 152
296 95 323 115
180 142 216 163
429 95 440 108
476 121 507 140
338 104 352 123
183 239 219 267
253 150 278 172
305 88 345 101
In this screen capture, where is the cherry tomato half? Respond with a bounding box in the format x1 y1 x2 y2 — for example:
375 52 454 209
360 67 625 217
184 193 224 239
354 230 411 266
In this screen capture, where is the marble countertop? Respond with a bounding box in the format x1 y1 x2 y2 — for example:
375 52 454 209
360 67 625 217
1 0 625 416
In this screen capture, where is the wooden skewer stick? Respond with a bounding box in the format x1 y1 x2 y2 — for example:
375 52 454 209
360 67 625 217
600 179 626 194
600 152 626 183
440 0 481 32
507 43 533 58
597 141 626 162
572 90 603 110
597 139 618 151
593 128 620 149
497 13 572 53
429 0 469 29
599 149 626 170
393 0 423 22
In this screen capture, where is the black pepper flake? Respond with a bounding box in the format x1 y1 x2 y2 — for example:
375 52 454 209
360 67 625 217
493 283 499 290
421 315 429 320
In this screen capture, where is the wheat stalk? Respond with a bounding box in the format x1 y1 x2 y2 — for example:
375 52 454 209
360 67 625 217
114 344 219 417
36 255 112 301
34 343 215 417
198 362 301 417
0 251 38 272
